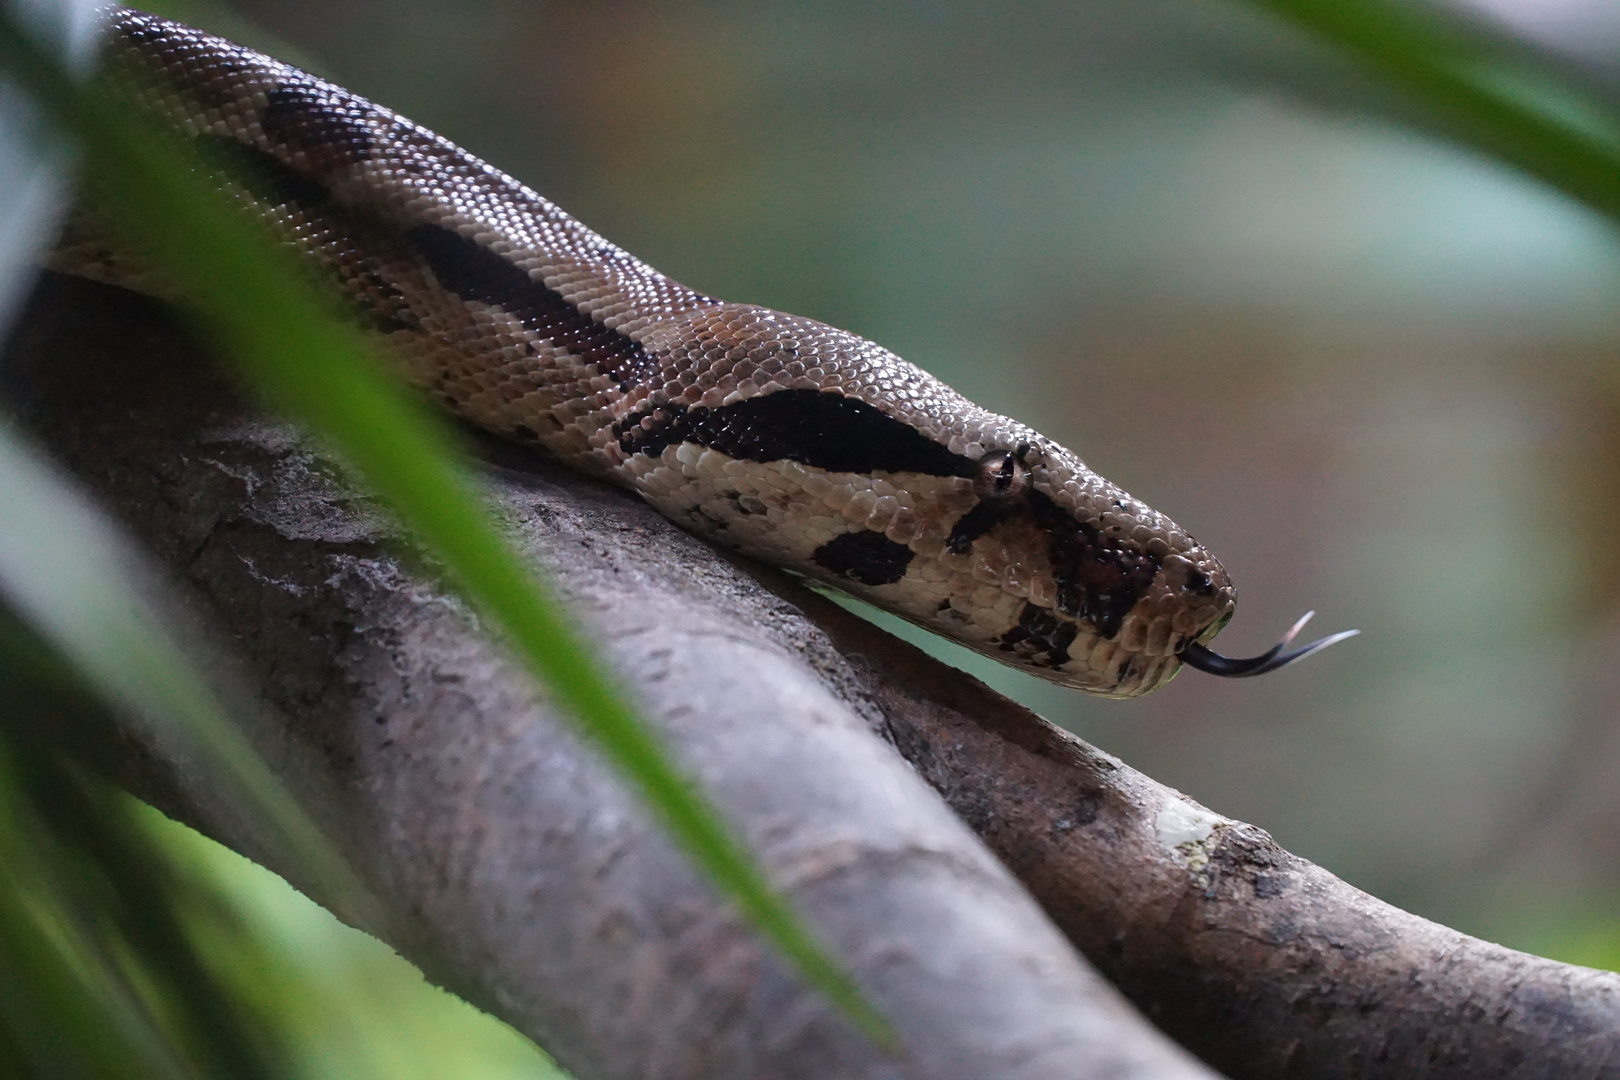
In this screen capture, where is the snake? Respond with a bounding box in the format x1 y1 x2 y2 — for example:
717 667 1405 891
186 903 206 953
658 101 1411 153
49 7 1354 698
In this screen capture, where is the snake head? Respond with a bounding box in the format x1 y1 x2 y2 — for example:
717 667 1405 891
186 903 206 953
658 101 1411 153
915 438 1238 696
617 309 1350 696
916 438 1355 695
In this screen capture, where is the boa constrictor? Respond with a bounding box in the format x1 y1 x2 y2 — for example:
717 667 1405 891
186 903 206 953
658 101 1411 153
51 7 1353 698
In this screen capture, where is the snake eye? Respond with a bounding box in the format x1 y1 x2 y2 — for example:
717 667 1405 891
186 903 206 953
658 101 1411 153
973 449 1029 501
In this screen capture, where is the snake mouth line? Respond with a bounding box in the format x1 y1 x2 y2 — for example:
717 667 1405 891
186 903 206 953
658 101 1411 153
1179 610 1359 678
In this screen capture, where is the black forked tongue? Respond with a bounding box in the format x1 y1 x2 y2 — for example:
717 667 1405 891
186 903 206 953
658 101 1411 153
1179 611 1359 678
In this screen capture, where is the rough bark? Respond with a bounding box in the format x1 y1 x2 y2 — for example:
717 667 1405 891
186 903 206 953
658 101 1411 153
8 272 1620 1080
816 608 1620 1079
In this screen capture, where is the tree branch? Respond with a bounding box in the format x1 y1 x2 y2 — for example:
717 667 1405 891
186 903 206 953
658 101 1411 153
5 272 1216 1079
814 605 1620 1079
8 271 1620 1080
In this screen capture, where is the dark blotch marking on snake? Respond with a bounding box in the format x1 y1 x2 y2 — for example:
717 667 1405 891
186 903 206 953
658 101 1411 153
258 85 375 170
615 390 976 477
1027 491 1159 640
199 135 333 211
998 602 1080 667
946 499 1015 554
406 223 656 386
191 137 416 336
813 530 915 587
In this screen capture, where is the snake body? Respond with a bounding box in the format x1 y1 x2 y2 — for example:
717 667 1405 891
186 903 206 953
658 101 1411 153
53 7 1251 697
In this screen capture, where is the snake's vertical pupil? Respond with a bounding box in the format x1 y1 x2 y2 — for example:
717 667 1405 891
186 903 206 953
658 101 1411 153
974 450 1029 501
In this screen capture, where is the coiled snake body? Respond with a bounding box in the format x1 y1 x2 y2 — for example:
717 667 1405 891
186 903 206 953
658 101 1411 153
52 8 1351 697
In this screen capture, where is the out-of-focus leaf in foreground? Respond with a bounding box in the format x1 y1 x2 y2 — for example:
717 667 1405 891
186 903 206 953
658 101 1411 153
0 423 363 910
0 3 379 1075
0 710 286 1080
0 1 890 1047
1243 0 1620 225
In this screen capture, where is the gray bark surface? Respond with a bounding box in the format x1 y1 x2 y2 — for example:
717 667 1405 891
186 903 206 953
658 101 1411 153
821 609 1620 1079
8 271 1620 1079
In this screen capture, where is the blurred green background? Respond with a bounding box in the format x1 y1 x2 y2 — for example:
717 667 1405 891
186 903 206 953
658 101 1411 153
12 0 1620 1074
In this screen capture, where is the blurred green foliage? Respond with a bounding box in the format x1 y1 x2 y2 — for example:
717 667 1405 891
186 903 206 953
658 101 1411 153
0 726 287 1080
1254 0 1620 220
146 802 570 1080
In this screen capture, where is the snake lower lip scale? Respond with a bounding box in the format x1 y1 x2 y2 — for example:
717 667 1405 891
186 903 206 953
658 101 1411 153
54 7 1353 699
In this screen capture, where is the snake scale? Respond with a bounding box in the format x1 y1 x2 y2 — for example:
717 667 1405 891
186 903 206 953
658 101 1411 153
50 7 1352 698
